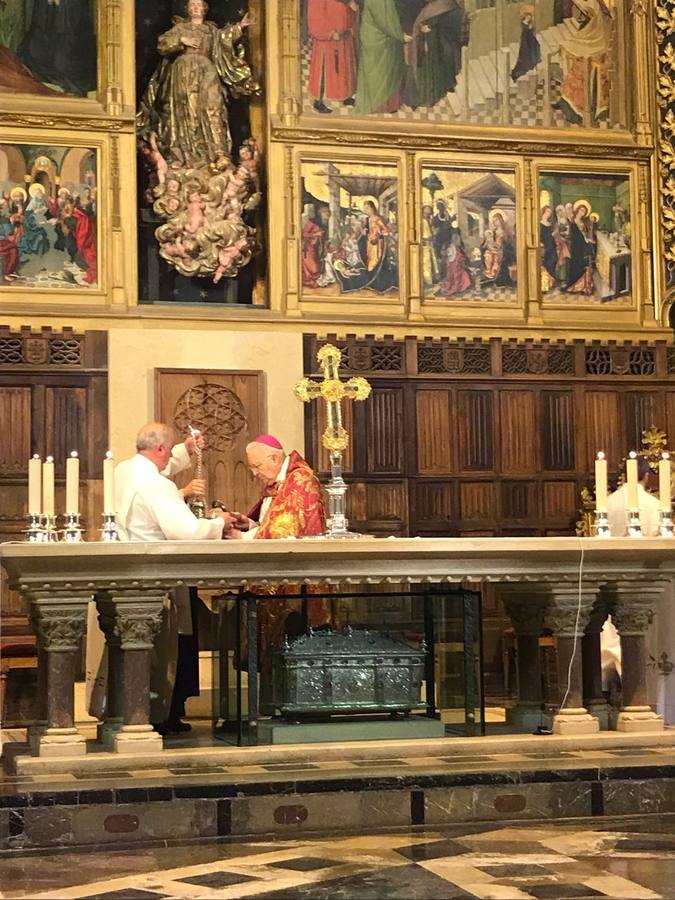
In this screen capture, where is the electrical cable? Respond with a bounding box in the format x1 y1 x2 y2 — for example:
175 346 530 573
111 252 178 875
558 537 586 712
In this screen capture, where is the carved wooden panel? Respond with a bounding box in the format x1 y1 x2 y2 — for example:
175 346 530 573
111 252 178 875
623 392 663 452
0 388 31 474
155 369 265 516
499 392 537 474
541 392 575 471
457 391 493 472
416 390 453 475
45 388 87 474
502 481 537 521
585 391 620 471
347 481 408 535
543 481 578 520
414 481 454 531
460 482 497 522
366 388 404 474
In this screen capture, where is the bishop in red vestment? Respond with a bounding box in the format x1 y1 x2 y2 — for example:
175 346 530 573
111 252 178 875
307 0 359 113
226 435 333 662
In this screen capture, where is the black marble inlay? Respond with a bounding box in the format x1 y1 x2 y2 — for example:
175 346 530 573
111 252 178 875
8 809 25 837
616 837 675 851
217 798 232 836
395 839 469 861
85 891 170 900
29 790 80 807
146 787 173 802
177 870 258 887
113 788 151 804
481 864 551 877
591 781 604 817
253 864 474 899
0 794 30 809
73 771 133 780
173 783 237 799
599 765 675 781
270 857 340 871
263 764 321 771
528 884 604 898
410 789 425 826
352 759 407 767
168 767 229 775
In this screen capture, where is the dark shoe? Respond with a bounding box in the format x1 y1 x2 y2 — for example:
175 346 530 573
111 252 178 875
313 100 332 114
166 719 192 733
343 97 355 106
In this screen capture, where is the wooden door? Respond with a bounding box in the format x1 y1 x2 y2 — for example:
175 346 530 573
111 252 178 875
155 369 266 516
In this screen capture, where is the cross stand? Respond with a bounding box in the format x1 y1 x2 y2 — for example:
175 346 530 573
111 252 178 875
325 451 360 539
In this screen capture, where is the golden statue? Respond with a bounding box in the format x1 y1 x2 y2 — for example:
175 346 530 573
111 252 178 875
137 0 262 282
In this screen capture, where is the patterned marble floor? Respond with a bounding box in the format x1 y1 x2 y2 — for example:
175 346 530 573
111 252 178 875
3 818 675 899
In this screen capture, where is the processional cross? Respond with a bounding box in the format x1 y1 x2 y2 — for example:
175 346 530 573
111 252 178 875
295 344 371 538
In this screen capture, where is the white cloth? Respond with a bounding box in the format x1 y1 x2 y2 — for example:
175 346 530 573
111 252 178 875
607 483 660 537
242 454 290 541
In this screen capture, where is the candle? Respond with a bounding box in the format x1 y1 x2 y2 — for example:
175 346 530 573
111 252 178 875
65 451 79 515
42 456 55 518
595 451 608 511
626 451 638 510
660 452 671 511
103 450 115 514
28 454 41 516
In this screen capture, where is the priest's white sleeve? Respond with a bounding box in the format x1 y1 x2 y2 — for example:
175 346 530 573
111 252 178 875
161 443 192 478
146 478 223 541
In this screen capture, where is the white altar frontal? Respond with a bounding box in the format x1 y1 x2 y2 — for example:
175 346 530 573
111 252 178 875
2 536 675 774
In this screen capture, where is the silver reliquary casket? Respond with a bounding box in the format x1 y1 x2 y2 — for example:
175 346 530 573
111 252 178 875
266 627 426 718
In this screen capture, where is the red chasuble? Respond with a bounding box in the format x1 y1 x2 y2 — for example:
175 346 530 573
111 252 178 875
246 451 332 660
307 0 358 102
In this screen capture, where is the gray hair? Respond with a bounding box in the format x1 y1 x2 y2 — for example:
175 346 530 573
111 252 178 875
136 422 174 451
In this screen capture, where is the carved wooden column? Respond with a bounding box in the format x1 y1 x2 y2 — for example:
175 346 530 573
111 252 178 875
27 591 89 757
100 591 166 754
609 581 665 732
545 584 601 735
501 586 549 731
582 598 612 730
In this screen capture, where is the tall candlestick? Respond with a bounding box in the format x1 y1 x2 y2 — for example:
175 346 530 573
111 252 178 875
103 450 115 515
28 454 42 516
595 451 608 511
660 452 671 511
65 450 79 515
626 451 638 510
42 456 55 518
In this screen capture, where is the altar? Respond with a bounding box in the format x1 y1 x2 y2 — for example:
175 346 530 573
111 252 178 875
1 536 672 771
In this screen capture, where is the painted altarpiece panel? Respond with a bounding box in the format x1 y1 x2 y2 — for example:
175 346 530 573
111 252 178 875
418 163 521 309
536 165 636 310
295 0 632 134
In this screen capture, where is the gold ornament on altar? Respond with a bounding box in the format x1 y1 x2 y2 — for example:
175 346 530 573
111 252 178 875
137 1 262 282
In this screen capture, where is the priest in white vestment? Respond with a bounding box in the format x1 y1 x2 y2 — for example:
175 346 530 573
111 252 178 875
86 422 229 732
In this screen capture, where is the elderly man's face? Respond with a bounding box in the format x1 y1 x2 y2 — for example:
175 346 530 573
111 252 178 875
155 432 176 471
247 446 283 486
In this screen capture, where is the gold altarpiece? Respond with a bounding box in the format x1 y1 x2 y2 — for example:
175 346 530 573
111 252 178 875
0 0 672 340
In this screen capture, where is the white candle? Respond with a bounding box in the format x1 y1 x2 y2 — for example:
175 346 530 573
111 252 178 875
65 451 79 515
660 452 671 511
42 456 55 518
626 451 638 510
28 454 41 516
595 451 608 511
103 450 115 514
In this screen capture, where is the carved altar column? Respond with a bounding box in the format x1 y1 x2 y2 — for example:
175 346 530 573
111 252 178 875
101 591 166 754
93 591 123 749
609 581 665 733
27 591 89 757
545 584 601 735
582 598 612 730
501 587 549 731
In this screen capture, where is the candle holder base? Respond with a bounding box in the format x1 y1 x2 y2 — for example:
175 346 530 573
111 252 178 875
24 514 46 543
627 509 642 538
189 496 206 520
594 510 611 538
101 513 119 542
42 515 58 542
62 513 84 542
660 509 674 538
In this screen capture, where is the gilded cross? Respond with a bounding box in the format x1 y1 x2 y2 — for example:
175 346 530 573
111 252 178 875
294 344 371 452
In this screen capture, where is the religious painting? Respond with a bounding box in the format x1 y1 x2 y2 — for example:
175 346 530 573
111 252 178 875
0 143 98 289
0 0 97 98
420 166 518 303
538 170 632 305
300 160 400 298
299 0 629 132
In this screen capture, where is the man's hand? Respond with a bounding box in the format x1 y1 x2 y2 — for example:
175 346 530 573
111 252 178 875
184 430 205 454
180 478 205 499
230 512 254 531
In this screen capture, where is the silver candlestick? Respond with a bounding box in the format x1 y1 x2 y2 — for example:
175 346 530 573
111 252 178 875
24 514 46 542
101 512 119 542
627 509 642 538
62 513 84 542
660 508 674 537
43 515 58 542
594 510 610 538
